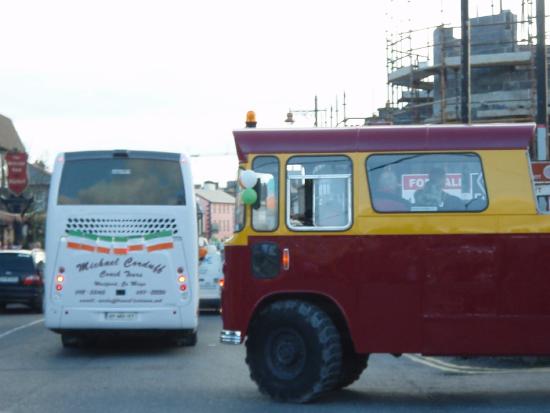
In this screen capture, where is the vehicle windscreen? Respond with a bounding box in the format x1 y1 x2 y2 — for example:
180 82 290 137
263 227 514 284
0 254 35 272
58 158 185 205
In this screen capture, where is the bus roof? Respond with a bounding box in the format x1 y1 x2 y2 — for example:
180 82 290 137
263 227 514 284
233 124 535 162
63 150 181 161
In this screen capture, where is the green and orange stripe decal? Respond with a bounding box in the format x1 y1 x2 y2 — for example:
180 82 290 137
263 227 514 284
65 230 174 254
66 232 97 252
144 231 174 252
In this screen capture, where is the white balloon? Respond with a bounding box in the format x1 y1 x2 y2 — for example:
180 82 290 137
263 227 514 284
240 169 258 189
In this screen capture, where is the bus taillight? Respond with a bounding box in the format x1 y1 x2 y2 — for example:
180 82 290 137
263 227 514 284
55 273 65 291
177 271 188 292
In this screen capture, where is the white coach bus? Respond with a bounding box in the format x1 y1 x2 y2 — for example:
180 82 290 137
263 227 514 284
44 150 199 347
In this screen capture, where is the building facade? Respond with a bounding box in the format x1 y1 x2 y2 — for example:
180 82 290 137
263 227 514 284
0 114 27 248
195 188 235 242
385 9 547 125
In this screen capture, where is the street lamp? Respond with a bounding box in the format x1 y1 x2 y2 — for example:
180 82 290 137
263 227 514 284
284 95 328 127
284 112 295 124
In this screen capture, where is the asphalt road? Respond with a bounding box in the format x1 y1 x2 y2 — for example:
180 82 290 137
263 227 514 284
1 306 550 413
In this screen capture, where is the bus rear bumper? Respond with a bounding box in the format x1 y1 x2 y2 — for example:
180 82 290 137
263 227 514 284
45 305 198 330
220 329 242 345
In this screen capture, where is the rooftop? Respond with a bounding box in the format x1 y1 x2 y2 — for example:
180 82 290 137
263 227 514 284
0 114 25 153
195 189 235 204
234 124 535 162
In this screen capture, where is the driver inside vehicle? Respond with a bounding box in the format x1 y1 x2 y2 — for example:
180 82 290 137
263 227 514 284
414 167 464 211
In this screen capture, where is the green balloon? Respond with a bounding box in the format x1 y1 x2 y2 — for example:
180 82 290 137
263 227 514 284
242 188 257 205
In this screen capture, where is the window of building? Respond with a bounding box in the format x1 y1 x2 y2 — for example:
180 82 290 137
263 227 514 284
286 156 352 231
366 153 488 213
252 156 279 231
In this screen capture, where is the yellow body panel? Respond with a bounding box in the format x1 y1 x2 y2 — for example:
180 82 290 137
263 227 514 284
226 149 546 247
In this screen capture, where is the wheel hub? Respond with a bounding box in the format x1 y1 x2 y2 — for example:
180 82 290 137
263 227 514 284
266 328 306 380
276 340 299 364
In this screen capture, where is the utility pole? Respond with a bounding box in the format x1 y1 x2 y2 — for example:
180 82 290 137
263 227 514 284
314 95 318 127
461 0 471 124
335 96 339 126
285 96 327 127
536 0 548 160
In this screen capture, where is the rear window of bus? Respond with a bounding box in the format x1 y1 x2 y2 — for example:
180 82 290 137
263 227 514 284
58 158 185 205
366 153 488 213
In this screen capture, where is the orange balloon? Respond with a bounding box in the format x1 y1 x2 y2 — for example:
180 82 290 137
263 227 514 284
199 246 208 259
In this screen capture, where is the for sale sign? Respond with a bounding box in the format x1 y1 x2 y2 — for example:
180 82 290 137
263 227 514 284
5 151 28 195
402 173 463 201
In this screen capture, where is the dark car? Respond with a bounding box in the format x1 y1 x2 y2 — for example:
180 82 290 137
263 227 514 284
0 250 45 312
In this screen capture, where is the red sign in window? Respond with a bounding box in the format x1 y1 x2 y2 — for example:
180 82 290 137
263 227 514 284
401 173 463 201
402 173 462 190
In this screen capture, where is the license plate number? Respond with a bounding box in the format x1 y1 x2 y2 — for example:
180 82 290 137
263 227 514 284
0 276 18 283
105 312 137 321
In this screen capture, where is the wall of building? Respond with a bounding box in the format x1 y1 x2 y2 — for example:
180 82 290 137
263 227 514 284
210 202 234 241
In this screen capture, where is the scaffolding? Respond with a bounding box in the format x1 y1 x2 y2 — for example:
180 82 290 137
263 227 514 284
384 0 542 125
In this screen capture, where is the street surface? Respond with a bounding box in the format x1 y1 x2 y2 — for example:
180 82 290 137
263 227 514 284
1 305 550 413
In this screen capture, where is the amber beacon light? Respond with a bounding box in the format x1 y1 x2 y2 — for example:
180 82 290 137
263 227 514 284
245 111 257 128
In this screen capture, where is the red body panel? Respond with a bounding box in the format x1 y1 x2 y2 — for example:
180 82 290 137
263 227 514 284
233 124 535 162
222 233 550 355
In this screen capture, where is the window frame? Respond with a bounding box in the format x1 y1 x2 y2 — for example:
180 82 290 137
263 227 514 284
251 155 280 233
285 155 353 232
233 167 246 233
366 152 490 214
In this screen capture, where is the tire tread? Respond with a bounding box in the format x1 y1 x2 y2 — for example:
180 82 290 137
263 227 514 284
246 299 343 403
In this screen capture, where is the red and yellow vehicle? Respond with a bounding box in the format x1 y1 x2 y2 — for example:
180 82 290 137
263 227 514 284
220 123 548 402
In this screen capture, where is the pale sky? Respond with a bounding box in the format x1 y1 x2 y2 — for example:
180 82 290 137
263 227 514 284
0 0 541 185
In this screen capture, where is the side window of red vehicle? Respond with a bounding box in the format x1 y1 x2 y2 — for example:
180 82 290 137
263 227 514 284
367 153 488 213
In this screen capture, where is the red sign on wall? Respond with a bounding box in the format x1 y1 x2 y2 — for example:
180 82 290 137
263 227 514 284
531 161 550 182
5 151 28 195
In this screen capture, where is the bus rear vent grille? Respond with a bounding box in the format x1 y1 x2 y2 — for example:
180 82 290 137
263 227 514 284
65 217 179 236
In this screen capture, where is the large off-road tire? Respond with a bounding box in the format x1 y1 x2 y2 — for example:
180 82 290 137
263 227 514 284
245 300 343 403
337 350 368 389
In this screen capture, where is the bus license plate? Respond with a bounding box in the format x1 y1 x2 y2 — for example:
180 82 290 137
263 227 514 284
0 276 18 283
105 312 137 321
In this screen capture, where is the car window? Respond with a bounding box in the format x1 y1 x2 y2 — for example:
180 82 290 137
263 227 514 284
234 169 245 232
0 254 35 272
252 156 279 231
